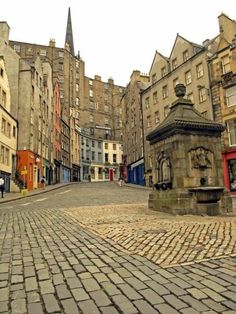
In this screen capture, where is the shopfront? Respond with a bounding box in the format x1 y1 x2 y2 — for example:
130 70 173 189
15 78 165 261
222 148 236 194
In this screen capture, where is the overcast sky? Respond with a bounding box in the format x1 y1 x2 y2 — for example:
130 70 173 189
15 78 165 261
1 0 235 86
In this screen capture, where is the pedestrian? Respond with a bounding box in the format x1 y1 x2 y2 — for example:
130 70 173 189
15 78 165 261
0 176 5 198
41 176 45 189
119 177 123 187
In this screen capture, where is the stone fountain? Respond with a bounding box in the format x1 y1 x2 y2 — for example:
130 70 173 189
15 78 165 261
146 83 232 215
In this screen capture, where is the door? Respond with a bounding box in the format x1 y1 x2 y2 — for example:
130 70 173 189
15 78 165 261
109 169 113 181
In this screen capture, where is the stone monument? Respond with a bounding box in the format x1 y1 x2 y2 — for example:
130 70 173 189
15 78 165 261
146 83 232 215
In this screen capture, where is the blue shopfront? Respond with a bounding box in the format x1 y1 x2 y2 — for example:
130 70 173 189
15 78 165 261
127 158 145 186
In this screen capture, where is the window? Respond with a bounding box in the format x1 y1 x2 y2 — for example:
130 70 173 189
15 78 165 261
13 126 16 138
113 143 116 150
92 151 95 161
153 91 158 104
162 85 168 99
183 50 189 62
147 116 151 127
145 97 150 109
113 154 117 163
89 102 94 109
105 153 109 162
89 90 93 97
89 80 93 86
199 88 207 103
173 78 179 88
105 142 108 149
0 67 3 77
14 45 20 53
76 98 80 106
92 140 95 147
185 71 192 85
152 73 156 83
59 51 64 58
6 122 10 137
0 145 4 163
226 86 236 107
161 67 166 78
76 84 79 92
2 90 6 107
222 55 230 74
155 111 160 124
40 49 46 56
104 117 109 125
227 119 236 146
89 114 94 122
98 152 102 162
1 118 6 134
196 63 204 78
172 58 177 70
98 141 102 149
104 104 109 112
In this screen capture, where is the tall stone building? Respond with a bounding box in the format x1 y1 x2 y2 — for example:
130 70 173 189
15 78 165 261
121 70 149 185
142 35 216 186
0 56 17 192
82 75 125 141
6 7 124 183
208 13 236 193
0 22 53 190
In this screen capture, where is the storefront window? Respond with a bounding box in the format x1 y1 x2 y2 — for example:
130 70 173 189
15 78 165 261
229 159 236 191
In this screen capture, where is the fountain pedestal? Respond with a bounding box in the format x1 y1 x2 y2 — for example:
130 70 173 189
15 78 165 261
146 84 233 215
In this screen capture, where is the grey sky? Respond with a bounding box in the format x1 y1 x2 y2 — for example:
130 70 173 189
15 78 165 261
1 0 235 86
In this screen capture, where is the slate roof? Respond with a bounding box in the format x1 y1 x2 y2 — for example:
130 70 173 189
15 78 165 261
146 97 225 144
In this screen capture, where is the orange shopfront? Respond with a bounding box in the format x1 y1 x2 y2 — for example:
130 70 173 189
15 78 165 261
17 150 43 191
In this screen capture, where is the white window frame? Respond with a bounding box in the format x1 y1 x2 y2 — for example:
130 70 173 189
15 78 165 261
226 86 236 107
185 71 192 85
227 119 236 146
222 55 230 74
196 63 204 79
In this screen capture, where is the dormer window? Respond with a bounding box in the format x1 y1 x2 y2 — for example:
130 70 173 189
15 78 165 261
183 50 189 62
161 67 166 78
172 58 177 70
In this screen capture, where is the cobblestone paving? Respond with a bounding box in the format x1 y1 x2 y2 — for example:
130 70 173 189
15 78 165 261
64 204 236 267
1 206 236 313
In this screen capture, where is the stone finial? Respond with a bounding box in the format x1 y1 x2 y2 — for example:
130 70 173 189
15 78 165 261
175 83 186 98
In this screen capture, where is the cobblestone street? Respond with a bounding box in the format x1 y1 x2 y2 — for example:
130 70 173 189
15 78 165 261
65 203 236 267
0 183 236 313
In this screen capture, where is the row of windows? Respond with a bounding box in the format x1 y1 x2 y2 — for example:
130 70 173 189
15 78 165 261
152 61 204 87
147 64 205 107
1 117 16 138
81 150 117 163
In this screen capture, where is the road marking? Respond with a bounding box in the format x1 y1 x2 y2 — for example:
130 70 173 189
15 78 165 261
57 190 72 195
34 198 48 202
20 203 32 206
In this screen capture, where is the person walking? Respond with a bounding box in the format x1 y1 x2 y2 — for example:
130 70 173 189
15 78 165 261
41 176 46 189
0 176 5 198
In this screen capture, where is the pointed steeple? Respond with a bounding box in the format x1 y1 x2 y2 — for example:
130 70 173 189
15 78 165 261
65 7 75 56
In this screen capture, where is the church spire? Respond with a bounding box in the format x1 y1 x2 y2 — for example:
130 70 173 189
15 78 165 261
65 7 75 56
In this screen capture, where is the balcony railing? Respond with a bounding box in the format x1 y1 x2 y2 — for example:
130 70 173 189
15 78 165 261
222 71 236 88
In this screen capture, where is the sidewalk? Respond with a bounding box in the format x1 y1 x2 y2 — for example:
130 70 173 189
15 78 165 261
0 182 73 204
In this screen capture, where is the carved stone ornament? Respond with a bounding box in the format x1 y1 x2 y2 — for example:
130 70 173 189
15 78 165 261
189 147 212 169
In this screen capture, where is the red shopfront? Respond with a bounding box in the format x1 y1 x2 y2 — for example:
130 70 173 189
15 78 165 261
222 148 236 194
